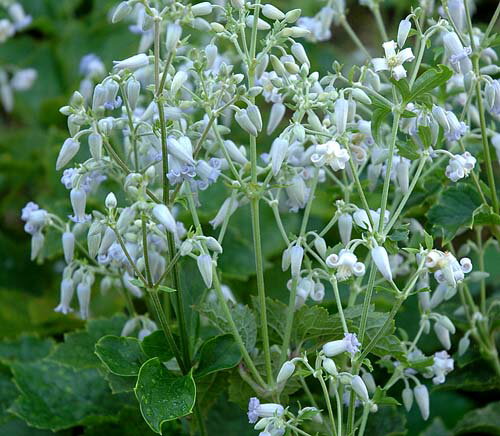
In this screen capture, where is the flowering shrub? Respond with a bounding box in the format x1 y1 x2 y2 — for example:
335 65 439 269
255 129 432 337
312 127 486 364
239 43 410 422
3 0 500 435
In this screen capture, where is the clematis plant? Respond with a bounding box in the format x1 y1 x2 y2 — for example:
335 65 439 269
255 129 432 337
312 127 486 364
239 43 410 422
16 0 500 435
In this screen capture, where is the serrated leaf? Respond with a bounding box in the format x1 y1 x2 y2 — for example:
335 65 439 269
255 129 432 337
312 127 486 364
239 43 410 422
95 335 147 377
472 204 500 227
141 331 176 362
0 336 54 364
195 334 241 378
134 358 196 434
409 65 453 101
453 401 500 435
48 314 127 369
9 360 123 431
196 301 257 352
397 140 420 160
427 183 482 243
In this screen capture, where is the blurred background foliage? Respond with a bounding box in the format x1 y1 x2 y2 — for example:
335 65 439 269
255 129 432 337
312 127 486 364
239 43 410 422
0 0 499 435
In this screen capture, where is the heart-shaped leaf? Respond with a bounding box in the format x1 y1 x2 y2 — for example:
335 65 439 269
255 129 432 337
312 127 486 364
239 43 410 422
134 358 196 434
95 335 146 377
195 334 241 378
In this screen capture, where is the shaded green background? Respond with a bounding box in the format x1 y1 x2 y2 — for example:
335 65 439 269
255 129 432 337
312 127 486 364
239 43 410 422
0 0 499 435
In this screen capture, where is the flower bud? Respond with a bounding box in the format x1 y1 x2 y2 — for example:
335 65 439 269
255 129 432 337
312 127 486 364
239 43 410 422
88 133 103 160
235 109 258 136
191 2 212 16
205 236 223 254
126 78 141 110
152 204 177 235
267 102 286 135
434 322 451 350
362 372 376 394
123 272 142 298
277 361 295 383
270 137 288 176
351 375 369 402
88 221 102 259
246 16 271 31
112 2 132 23
247 104 262 132
105 192 117 209
322 358 338 375
166 23 182 53
116 207 136 232
291 43 310 66
205 44 218 69
396 158 410 193
458 335 470 356
285 9 301 23
197 254 213 288
371 245 392 281
261 4 284 21
230 0 244 9
402 387 413 411
338 213 352 246
224 140 248 165
56 138 80 170
334 97 349 135
290 245 304 277
397 19 411 48
351 88 371 105
62 232 75 264
414 385 429 420
171 71 188 95
314 237 327 258
113 54 149 71
31 232 45 261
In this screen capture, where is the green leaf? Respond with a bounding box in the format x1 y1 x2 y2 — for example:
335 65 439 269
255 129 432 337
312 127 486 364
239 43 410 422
130 279 145 288
104 371 137 394
371 107 391 146
49 314 127 369
373 387 401 406
364 405 407 436
141 331 176 362
134 358 196 434
195 334 241 378
9 360 123 431
427 183 482 243
397 140 420 160
453 401 500 435
390 78 410 102
95 335 147 377
0 336 54 365
409 65 453 101
157 285 177 293
472 204 500 227
418 125 432 149
196 301 257 352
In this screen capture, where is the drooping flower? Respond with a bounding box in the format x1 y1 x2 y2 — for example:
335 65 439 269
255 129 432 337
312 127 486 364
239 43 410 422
430 351 454 384
247 398 284 424
322 332 361 357
445 152 476 182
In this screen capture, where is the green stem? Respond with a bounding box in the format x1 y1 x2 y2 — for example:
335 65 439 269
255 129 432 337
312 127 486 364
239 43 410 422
477 227 486 313
250 197 273 385
213 272 267 388
340 18 371 60
378 111 401 233
372 4 388 41
383 156 427 236
149 289 186 373
358 262 376 345
318 376 337 436
357 404 371 436
331 277 348 333
463 1 499 213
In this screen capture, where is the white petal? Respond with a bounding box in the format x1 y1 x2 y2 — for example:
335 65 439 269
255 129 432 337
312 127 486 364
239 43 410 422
372 58 389 72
